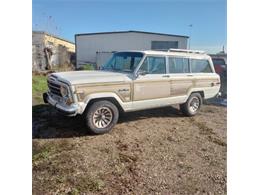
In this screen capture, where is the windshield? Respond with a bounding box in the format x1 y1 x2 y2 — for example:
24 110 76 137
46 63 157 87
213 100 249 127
101 52 144 73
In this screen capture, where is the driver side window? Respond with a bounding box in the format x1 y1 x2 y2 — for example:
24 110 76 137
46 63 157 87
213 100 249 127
139 56 166 74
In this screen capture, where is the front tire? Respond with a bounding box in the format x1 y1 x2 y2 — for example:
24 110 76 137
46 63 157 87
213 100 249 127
180 93 202 116
85 100 119 134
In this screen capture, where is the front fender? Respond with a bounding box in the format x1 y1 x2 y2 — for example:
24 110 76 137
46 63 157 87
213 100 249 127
78 92 131 114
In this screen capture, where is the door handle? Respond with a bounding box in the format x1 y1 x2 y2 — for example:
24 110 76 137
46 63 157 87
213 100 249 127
162 75 170 78
211 82 221 87
187 74 193 77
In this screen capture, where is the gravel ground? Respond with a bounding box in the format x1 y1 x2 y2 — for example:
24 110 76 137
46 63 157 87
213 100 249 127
32 104 226 195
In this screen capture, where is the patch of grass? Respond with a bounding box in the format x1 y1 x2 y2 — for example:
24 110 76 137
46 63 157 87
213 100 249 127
32 75 48 94
202 107 216 113
119 152 138 163
32 144 53 162
192 120 215 136
32 75 48 104
87 178 105 192
208 135 227 147
81 64 95 70
190 119 226 147
32 149 50 162
68 176 105 192
68 188 80 195
52 64 74 72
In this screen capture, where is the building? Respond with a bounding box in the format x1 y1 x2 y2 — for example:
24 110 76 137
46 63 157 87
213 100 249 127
75 30 189 68
32 31 75 71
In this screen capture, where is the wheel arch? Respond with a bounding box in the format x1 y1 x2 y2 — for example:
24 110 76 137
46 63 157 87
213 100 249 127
191 91 204 99
80 93 126 114
85 97 124 114
187 90 205 100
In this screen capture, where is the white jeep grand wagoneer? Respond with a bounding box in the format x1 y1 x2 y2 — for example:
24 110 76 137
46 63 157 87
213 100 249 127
43 49 220 134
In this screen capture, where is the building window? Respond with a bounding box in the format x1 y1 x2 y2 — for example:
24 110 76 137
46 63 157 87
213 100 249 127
190 59 212 73
151 41 179 50
169 57 189 73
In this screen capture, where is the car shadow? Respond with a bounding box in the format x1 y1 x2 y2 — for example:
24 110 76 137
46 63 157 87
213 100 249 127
118 106 183 124
32 104 89 139
32 104 184 139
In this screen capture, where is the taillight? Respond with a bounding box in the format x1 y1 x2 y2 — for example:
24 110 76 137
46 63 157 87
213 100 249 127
214 65 223 74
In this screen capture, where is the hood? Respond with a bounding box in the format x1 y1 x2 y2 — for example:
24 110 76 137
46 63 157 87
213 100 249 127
51 70 133 85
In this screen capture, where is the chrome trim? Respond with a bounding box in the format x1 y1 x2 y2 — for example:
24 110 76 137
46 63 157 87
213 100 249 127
46 92 79 116
92 106 113 128
189 96 200 113
133 53 147 78
47 74 76 103
134 54 168 78
217 92 222 98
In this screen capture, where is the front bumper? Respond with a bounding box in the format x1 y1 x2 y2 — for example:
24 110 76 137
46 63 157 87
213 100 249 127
43 92 78 116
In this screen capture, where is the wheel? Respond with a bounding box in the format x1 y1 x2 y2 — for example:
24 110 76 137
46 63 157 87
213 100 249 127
180 93 202 116
85 100 119 134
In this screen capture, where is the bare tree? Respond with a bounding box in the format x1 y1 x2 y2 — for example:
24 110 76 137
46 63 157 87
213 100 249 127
44 47 53 70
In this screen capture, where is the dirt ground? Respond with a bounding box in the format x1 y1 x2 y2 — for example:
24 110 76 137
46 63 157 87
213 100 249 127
32 104 226 195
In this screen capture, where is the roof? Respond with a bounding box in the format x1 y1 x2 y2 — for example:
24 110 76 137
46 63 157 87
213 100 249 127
75 30 189 38
33 31 75 44
116 50 210 58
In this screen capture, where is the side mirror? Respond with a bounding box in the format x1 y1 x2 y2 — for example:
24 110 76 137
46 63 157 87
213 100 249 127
136 70 147 78
138 70 147 76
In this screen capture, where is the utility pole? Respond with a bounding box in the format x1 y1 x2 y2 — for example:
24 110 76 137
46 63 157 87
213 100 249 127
188 24 193 49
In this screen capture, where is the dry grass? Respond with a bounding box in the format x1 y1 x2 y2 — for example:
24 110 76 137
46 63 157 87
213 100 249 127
32 105 226 194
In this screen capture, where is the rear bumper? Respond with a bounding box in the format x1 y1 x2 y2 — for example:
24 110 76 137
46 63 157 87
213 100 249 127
43 92 78 116
216 91 222 98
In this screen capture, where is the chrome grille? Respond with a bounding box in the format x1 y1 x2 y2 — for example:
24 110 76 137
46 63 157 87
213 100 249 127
47 79 62 97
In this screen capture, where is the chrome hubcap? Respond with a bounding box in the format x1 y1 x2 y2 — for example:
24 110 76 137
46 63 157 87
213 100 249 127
93 107 113 128
189 97 200 113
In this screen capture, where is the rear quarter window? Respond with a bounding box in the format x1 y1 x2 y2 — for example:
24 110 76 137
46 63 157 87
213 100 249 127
190 59 212 73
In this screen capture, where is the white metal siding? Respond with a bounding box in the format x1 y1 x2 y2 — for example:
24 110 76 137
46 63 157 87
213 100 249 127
96 52 114 68
76 32 188 67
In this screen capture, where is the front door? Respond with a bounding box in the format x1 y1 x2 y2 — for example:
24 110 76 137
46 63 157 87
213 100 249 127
133 56 171 105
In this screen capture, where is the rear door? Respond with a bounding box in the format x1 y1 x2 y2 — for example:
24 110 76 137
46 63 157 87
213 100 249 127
168 56 193 99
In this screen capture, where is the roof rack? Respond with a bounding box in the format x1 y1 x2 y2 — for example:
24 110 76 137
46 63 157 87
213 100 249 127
168 48 206 54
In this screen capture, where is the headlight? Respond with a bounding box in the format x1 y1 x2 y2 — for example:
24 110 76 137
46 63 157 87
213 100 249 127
60 85 68 97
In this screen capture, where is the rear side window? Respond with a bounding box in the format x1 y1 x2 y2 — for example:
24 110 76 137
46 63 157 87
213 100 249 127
169 57 189 73
139 56 166 74
190 59 212 73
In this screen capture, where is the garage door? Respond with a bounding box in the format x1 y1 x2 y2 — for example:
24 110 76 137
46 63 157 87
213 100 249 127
151 41 179 50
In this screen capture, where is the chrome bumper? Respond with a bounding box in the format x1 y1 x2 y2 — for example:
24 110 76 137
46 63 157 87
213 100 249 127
43 92 78 116
217 91 222 98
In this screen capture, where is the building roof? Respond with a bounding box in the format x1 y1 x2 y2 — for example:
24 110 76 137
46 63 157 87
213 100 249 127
33 31 75 44
75 30 189 38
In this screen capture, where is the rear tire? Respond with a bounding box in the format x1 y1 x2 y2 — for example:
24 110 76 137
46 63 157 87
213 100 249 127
180 93 202 116
85 100 119 134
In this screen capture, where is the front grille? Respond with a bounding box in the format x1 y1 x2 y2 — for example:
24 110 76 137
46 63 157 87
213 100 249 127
47 79 62 97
